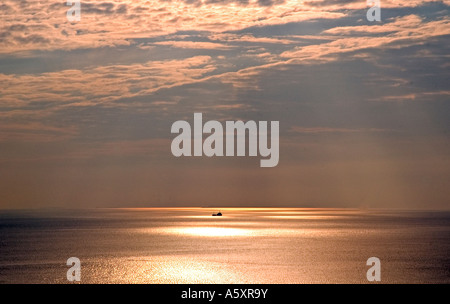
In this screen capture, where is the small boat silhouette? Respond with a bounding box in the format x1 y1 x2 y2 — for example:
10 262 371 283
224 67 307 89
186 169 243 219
212 211 222 216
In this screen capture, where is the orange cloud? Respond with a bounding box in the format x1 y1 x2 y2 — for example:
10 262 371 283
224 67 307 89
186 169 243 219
290 126 390 134
0 0 345 54
0 56 216 112
153 41 233 49
281 15 450 63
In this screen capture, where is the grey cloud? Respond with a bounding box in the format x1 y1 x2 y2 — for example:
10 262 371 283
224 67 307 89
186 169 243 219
183 0 285 6
256 0 286 6
304 0 360 7
0 3 14 14
14 34 50 44
83 2 128 15
204 0 250 5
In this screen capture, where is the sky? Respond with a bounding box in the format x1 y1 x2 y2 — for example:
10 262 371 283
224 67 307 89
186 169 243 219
0 0 449 209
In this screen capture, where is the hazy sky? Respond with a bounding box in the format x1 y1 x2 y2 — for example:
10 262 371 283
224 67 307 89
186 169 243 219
0 0 449 209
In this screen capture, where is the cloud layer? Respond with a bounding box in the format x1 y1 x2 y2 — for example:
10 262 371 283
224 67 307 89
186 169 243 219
0 1 449 208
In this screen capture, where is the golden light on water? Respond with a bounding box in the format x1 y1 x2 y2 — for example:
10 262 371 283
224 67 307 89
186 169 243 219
87 256 246 283
121 208 375 239
262 215 346 219
173 226 251 237
134 226 352 238
2 208 448 284
136 225 254 237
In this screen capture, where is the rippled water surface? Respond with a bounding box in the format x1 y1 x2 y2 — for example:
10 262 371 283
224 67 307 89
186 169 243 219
0 208 449 283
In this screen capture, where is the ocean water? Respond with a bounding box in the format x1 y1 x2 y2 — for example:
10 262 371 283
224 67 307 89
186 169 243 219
0 208 449 284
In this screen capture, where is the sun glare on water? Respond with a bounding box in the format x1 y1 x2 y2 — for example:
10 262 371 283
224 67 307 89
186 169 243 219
171 226 251 237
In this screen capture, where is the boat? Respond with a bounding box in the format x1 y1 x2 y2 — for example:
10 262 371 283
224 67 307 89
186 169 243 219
212 212 222 216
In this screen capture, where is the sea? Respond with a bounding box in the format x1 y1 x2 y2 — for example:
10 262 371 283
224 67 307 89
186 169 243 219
0 208 449 283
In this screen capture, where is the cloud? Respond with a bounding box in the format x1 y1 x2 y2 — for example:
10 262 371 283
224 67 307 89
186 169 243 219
280 15 450 64
209 33 297 44
290 126 390 134
0 0 346 55
373 91 450 102
0 122 77 143
153 41 233 49
0 55 216 112
62 138 172 160
303 0 449 9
